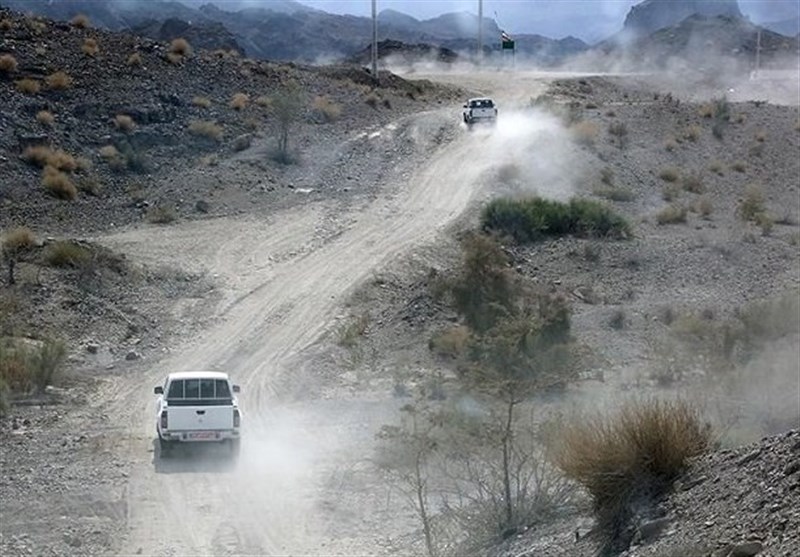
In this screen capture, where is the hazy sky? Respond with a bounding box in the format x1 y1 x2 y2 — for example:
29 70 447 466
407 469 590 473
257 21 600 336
293 0 799 40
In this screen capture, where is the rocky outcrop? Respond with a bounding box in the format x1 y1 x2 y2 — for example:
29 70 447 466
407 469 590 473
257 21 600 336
624 0 743 35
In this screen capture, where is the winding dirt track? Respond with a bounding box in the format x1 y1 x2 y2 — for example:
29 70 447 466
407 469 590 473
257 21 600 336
99 74 554 556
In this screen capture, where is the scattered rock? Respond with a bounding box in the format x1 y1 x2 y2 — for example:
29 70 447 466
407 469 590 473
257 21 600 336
232 133 252 152
125 350 141 361
728 541 763 557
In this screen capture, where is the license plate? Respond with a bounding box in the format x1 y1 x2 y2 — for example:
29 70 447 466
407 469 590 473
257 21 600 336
189 431 216 440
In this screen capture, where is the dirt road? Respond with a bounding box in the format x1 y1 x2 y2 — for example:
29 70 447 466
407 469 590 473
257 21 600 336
94 73 563 556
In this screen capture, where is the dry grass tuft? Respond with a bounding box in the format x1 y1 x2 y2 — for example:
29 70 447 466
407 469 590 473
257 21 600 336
169 38 192 57
2 227 36 252
166 52 183 65
146 205 177 224
0 18 13 31
15 78 41 94
683 125 701 142
0 54 18 74
681 172 704 194
656 203 688 225
708 160 724 175
556 400 711 548
188 120 223 141
127 52 142 67
44 241 91 267
82 37 99 57
694 196 713 218
731 161 746 173
230 92 249 110
22 146 77 171
45 70 72 90
99 145 119 160
114 114 135 132
429 325 471 359
192 96 212 108
70 14 90 28
255 95 273 108
311 95 342 122
737 184 766 222
754 129 767 143
658 167 680 182
664 137 678 151
42 165 77 200
36 110 54 126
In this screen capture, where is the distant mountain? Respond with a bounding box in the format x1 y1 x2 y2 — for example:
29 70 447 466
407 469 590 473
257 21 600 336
761 17 800 37
0 0 588 65
624 0 742 36
601 13 798 71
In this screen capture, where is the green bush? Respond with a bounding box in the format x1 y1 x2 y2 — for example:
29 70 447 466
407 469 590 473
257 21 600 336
481 197 631 243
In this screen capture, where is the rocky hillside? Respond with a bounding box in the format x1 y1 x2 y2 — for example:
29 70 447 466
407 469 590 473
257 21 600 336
623 0 743 36
0 0 587 65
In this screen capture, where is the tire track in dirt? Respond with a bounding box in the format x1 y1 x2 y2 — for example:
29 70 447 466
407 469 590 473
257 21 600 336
100 110 504 556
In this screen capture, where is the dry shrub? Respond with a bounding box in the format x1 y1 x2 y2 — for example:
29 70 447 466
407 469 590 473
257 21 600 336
127 52 142 67
82 37 99 56
169 38 192 57
429 325 471 359
36 110 54 126
0 339 66 395
0 19 13 31
77 174 102 196
0 54 18 73
664 137 678 151
708 160 724 175
662 182 681 202
365 92 379 108
44 240 90 267
22 146 77 171
192 96 212 108
695 196 713 218
166 52 183 65
754 129 767 143
681 172 704 194
683 125 701 142
114 114 135 132
147 206 177 224
656 203 687 225
311 95 342 122
255 95 273 108
572 121 599 146
556 400 711 550
15 78 41 94
658 167 680 182
42 165 77 200
45 70 72 90
2 227 36 253
731 160 746 173
737 185 765 222
188 120 223 141
70 14 90 28
230 92 249 110
99 145 119 159
698 103 714 118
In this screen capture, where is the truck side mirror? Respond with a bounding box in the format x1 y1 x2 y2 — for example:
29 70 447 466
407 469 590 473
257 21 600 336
463 103 468 108
154 386 163 395
232 385 241 393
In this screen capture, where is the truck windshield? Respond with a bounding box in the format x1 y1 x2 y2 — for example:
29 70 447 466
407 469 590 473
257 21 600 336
166 378 233 405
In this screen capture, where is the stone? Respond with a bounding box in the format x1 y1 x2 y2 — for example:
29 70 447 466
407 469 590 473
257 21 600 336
232 133 252 152
729 541 763 557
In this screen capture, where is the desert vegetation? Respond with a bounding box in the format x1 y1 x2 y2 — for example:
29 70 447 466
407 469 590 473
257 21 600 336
15 78 41 94
35 110 54 126
70 13 90 28
188 120 223 141
45 70 72 90
556 400 711 553
481 197 632 243
0 53 18 74
82 37 99 57
230 92 250 110
269 81 306 162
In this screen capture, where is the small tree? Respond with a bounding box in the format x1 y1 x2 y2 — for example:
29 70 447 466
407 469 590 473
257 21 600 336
2 227 36 285
270 81 305 163
376 393 442 557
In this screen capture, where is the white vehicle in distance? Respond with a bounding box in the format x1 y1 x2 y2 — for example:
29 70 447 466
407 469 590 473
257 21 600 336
154 371 241 458
462 97 498 128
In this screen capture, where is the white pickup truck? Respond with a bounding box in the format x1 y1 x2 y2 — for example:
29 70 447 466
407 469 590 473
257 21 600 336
462 97 498 127
154 371 242 457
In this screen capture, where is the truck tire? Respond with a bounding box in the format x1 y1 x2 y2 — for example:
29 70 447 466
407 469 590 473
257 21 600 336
229 439 241 460
158 436 173 458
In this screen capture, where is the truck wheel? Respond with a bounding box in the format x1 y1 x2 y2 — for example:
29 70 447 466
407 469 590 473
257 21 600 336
158 437 172 458
229 439 241 460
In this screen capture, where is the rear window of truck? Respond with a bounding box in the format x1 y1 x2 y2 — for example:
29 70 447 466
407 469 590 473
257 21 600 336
166 379 233 405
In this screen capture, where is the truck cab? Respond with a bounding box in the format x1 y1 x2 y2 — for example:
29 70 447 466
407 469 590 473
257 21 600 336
154 371 241 458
